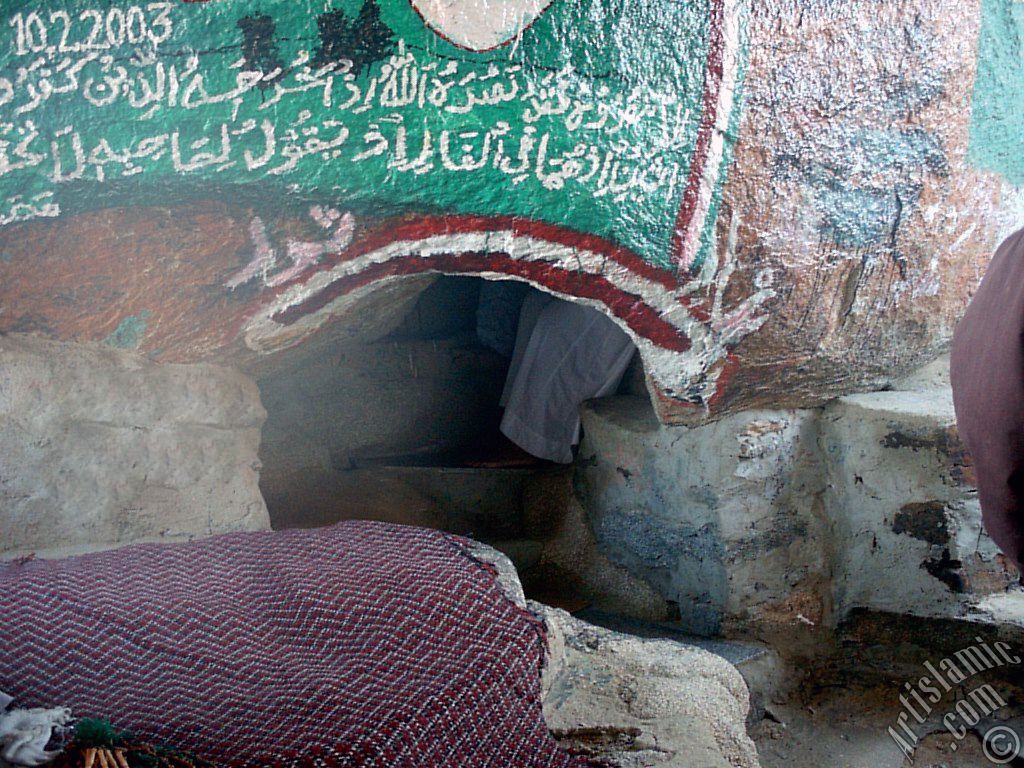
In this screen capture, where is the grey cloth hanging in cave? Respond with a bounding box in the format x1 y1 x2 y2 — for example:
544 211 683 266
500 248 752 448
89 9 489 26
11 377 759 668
500 290 636 464
950 227 1024 573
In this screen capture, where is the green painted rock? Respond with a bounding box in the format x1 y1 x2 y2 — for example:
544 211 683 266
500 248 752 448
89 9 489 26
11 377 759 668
0 0 1019 420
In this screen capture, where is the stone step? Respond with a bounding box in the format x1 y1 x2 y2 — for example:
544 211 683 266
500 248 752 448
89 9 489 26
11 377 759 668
974 588 1024 631
575 608 769 667
572 361 1020 649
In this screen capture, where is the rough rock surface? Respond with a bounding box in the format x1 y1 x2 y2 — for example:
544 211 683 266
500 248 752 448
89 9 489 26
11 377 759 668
0 335 270 559
0 0 1019 422
699 0 1022 422
468 542 760 768
536 602 760 768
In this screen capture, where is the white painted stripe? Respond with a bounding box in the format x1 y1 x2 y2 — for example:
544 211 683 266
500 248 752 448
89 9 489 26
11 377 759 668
238 230 718 396
678 0 744 270
262 231 684 320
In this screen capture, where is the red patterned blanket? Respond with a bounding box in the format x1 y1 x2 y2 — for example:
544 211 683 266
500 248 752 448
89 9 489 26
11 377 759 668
1 522 593 767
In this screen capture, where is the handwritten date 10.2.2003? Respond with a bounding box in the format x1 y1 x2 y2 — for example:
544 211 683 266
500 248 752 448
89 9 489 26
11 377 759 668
9 5 173 57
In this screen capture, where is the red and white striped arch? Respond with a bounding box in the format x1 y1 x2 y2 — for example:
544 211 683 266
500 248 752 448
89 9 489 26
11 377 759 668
240 0 749 407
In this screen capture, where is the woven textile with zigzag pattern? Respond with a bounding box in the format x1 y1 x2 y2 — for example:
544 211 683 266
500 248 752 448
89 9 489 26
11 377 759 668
1 521 596 767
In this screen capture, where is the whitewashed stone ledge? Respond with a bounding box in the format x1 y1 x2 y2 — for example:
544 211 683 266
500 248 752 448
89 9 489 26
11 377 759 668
0 335 270 560
575 355 1018 639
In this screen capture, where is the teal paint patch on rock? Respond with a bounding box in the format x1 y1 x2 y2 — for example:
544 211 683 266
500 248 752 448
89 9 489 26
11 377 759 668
0 0 747 272
776 127 948 249
969 0 1024 185
104 311 151 349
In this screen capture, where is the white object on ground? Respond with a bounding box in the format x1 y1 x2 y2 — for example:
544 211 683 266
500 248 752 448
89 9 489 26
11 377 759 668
0 691 71 767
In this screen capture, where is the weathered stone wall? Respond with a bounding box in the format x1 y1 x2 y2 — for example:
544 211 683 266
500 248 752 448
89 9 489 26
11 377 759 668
0 0 1019 421
822 388 1015 618
576 398 831 639
0 335 270 559
575 357 1018 641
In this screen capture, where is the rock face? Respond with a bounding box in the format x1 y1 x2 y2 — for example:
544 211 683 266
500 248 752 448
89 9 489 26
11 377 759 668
469 541 761 768
0 336 270 559
704 0 1021 422
0 0 1019 421
536 602 761 768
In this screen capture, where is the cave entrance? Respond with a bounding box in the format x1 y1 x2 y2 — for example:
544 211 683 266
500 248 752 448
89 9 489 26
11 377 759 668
253 274 645 609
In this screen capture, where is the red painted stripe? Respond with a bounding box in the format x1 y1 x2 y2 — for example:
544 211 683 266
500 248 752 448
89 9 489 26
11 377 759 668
671 0 726 272
678 293 713 324
707 351 739 409
270 252 693 353
302 214 680 290
329 216 712 323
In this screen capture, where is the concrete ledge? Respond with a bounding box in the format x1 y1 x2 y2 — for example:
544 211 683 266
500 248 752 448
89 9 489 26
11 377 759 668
577 396 830 640
823 385 1012 620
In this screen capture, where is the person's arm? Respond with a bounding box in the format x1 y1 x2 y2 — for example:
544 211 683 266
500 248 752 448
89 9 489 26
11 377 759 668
950 228 1024 575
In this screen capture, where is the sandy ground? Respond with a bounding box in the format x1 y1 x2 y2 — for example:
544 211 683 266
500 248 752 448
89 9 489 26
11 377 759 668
751 681 1024 768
